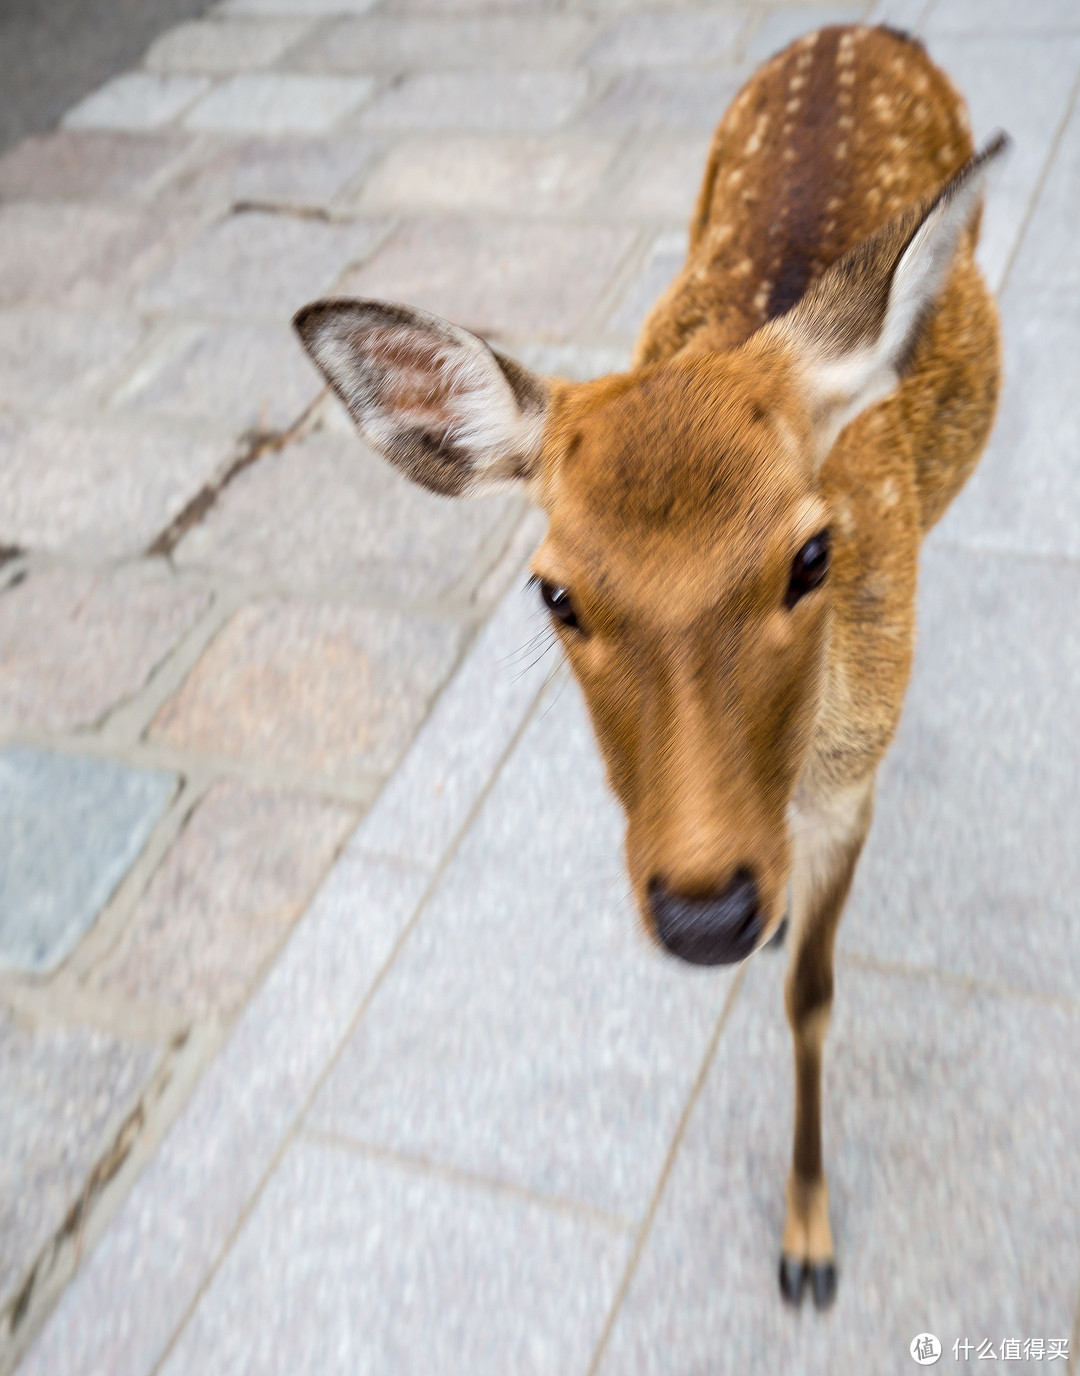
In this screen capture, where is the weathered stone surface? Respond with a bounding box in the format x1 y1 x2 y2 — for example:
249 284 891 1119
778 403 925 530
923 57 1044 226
743 4 867 65
158 132 382 208
144 17 316 73
0 418 232 557
218 0 378 12
339 218 636 340
135 209 385 319
0 747 176 973
0 1010 158 1317
149 599 463 780
1010 76 1080 290
356 135 617 213
110 320 323 431
172 430 517 600
0 565 209 733
93 780 356 1019
927 0 1080 33
580 68 748 131
183 73 375 135
361 69 589 133
584 11 744 66
610 134 712 221
62 73 211 131
0 130 192 201
0 309 143 409
604 231 686 341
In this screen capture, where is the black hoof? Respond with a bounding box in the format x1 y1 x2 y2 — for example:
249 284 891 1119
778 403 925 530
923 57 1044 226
766 915 789 951
778 1254 806 1305
810 1261 838 1310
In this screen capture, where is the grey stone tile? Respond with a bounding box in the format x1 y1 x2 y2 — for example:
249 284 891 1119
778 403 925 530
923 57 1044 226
743 5 869 65
172 430 518 600
580 67 749 132
927 0 1080 33
287 13 594 73
839 545 1080 1003
144 17 316 73
0 130 192 201
361 69 590 134
0 565 209 734
604 231 686 341
0 309 143 410
512 340 632 381
110 320 322 431
158 132 382 209
924 35 1080 292
135 209 386 320
339 218 637 340
159 1138 629 1376
584 10 745 67
17 851 430 1376
610 132 712 222
218 0 378 12
597 953 1080 1373
0 1011 158 1316
931 291 1080 560
353 574 554 867
0 747 176 974
0 418 232 557
183 73 374 135
1010 93 1080 291
63 74 211 132
313 678 736 1221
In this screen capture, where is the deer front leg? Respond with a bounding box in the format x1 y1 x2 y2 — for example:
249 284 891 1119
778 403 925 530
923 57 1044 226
779 777 874 1309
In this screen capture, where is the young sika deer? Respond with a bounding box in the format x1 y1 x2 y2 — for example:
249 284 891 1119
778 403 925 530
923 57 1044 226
295 25 1006 1308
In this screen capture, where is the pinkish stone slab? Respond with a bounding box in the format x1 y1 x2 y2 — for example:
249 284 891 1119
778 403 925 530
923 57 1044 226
0 130 192 201
0 565 209 733
149 599 463 781
0 309 143 410
92 780 356 1019
159 133 382 210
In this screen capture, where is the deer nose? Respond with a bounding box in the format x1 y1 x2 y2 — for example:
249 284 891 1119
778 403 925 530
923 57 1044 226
648 870 762 966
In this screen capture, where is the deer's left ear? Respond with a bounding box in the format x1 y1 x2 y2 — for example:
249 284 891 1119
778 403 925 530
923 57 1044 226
294 299 549 497
768 133 1009 464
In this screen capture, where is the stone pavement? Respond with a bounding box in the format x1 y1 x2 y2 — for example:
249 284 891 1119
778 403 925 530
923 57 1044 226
1 0 1079 1372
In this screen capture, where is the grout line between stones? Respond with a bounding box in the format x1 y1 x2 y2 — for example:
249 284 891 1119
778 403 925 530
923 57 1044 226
837 948 1080 1016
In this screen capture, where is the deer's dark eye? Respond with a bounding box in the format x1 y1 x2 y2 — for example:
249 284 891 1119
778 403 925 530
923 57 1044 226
785 530 832 609
539 580 579 629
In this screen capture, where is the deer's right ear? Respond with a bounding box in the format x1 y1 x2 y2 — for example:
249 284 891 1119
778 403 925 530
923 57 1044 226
294 299 549 497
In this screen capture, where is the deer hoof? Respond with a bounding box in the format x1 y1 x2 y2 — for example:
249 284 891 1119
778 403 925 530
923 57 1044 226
810 1260 838 1309
778 1254 807 1305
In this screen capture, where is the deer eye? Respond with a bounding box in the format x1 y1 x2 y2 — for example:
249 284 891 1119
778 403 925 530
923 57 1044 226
539 580 579 629
785 530 831 609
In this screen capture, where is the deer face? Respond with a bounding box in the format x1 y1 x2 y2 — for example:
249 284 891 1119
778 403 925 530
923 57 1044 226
295 142 999 965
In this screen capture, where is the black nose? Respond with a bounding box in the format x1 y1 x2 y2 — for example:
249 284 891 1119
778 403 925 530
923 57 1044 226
648 870 762 966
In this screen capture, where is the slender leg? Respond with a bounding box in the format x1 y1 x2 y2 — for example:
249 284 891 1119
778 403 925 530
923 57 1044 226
779 777 874 1309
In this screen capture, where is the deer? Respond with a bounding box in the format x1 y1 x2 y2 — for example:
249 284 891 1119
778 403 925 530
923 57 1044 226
294 24 1006 1310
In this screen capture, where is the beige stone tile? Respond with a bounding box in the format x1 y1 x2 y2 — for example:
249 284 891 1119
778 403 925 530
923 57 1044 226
360 69 589 134
0 309 143 410
0 130 192 201
610 133 712 221
183 73 374 135
144 17 316 73
158 132 382 209
63 74 211 132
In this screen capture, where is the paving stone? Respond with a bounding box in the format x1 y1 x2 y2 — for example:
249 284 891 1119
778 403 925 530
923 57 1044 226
361 69 590 134
0 1010 158 1317
62 73 211 132
144 17 316 73
92 781 356 1020
596 953 1080 1373
932 291 1080 560
356 134 618 214
172 430 518 600
0 130 192 201
312 678 736 1221
0 747 176 974
0 309 143 409
158 132 381 209
0 418 232 557
183 73 375 135
925 35 1080 292
339 218 637 340
742 5 869 66
217 0 378 12
149 599 463 781
512 340 632 381
926 0 1080 33
0 565 209 734
1010 92 1080 290
839 545 1080 1002
287 13 594 73
580 67 750 131
17 850 431 1376
584 11 745 67
610 133 712 221
110 320 323 431
604 231 686 341
0 203 178 309
377 0 557 13
135 209 385 320
158 1138 629 1376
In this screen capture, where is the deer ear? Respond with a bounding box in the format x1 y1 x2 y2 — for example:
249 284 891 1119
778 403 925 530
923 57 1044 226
769 133 1009 463
293 299 549 497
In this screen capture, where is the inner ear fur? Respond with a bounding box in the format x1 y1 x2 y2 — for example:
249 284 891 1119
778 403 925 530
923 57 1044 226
294 298 550 498
765 132 1009 462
